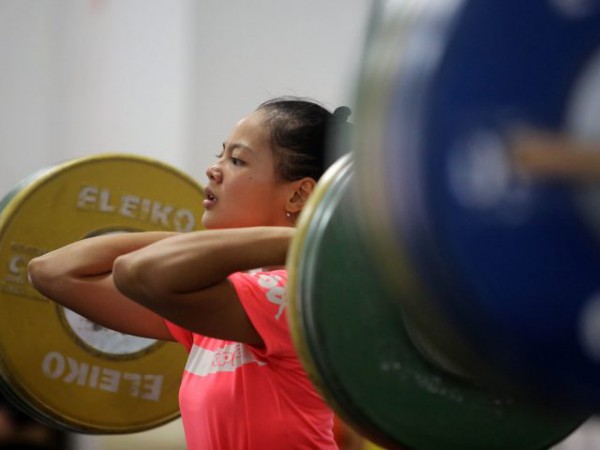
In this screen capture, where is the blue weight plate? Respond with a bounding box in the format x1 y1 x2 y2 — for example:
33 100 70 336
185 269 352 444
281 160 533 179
357 0 600 407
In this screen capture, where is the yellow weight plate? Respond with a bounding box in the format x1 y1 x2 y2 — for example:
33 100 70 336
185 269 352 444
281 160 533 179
0 154 204 433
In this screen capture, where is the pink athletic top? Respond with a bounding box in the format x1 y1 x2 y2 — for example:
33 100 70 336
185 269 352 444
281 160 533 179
165 269 337 450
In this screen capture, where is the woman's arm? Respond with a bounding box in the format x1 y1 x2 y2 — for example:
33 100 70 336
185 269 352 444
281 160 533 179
28 232 178 340
112 226 295 345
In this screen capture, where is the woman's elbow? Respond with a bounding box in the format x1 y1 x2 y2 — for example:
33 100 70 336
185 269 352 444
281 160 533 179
113 254 161 304
28 256 58 296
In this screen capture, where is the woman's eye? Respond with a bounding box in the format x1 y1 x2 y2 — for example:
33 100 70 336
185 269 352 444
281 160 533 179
230 157 244 166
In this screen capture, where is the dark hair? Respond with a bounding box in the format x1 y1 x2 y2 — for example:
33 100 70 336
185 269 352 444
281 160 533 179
256 96 351 182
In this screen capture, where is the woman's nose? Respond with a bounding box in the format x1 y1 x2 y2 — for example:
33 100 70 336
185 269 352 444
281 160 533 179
206 163 222 183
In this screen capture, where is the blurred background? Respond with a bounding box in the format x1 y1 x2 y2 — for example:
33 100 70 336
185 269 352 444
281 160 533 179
0 0 372 194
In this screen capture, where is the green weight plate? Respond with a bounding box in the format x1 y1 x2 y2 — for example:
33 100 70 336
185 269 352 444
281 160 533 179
0 154 204 433
287 154 588 450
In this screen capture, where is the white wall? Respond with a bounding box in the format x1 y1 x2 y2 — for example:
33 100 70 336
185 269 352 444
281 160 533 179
0 0 373 194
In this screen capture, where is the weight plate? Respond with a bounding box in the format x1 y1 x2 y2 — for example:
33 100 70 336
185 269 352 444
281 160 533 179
350 0 492 383
287 154 588 450
355 0 600 407
0 367 59 429
0 154 204 433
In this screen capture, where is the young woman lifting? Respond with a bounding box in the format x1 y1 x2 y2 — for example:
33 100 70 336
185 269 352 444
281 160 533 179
28 97 351 450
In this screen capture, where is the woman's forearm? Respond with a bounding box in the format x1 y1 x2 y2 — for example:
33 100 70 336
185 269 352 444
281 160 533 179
27 231 180 340
28 231 178 300
112 226 295 304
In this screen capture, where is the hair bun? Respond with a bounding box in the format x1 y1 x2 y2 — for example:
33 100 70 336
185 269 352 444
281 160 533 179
332 106 352 123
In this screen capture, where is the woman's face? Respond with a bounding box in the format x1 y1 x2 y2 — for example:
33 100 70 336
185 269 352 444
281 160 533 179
201 110 292 229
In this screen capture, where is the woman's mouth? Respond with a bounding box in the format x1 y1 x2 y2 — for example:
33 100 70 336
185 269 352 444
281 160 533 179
203 188 217 209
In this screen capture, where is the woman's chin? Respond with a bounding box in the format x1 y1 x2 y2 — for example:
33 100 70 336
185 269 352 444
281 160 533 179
201 213 236 230
201 213 218 230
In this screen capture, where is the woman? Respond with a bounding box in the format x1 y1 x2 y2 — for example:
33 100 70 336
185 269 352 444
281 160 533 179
28 97 351 450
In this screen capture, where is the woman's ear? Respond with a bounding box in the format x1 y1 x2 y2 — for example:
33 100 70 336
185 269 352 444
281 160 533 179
286 177 317 214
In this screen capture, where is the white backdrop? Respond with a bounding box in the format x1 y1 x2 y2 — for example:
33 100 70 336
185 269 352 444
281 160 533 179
0 0 372 194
